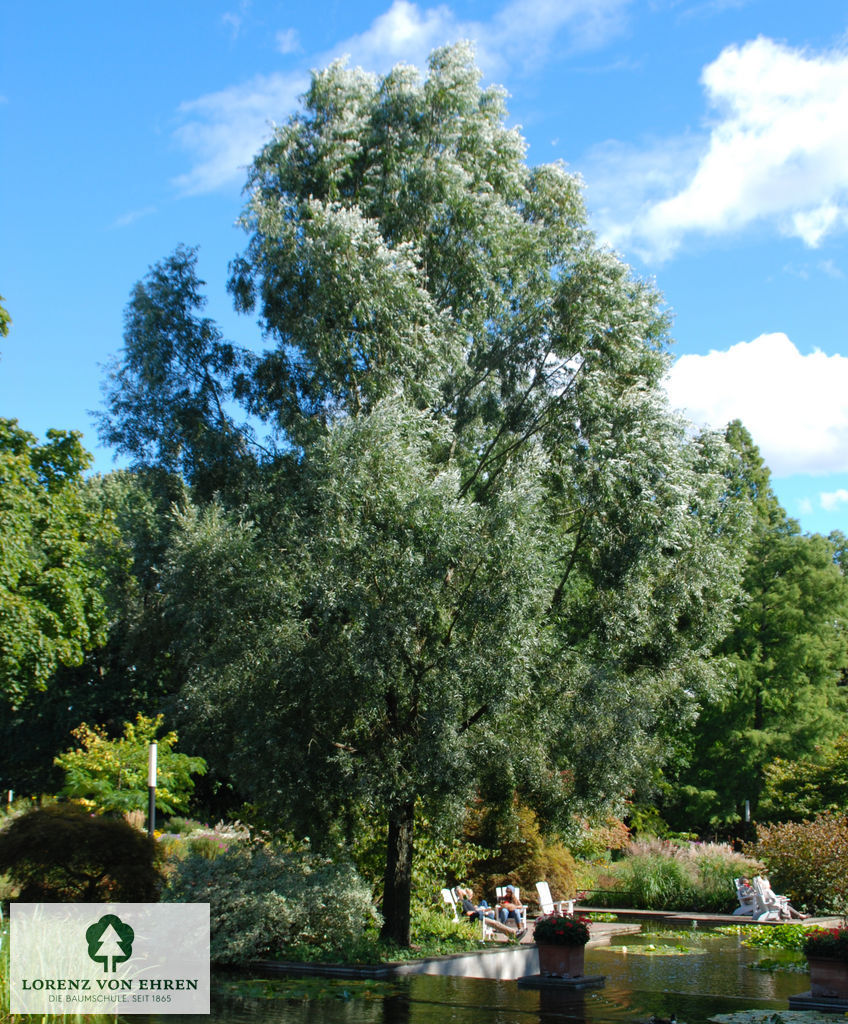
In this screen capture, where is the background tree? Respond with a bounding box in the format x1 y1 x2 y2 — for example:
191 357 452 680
0 468 193 798
660 422 848 832
103 44 752 944
759 734 848 821
98 246 262 502
0 293 10 339
0 419 115 708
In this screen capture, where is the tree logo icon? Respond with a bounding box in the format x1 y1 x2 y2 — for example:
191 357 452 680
85 914 135 972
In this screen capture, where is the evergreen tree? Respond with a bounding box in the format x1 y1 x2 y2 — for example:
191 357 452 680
661 422 848 832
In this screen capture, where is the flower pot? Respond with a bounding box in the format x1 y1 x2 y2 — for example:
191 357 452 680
807 957 848 1000
537 942 585 978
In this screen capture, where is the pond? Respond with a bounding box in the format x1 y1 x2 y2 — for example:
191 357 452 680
146 925 814 1024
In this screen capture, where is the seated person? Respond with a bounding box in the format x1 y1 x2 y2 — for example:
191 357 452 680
456 887 526 940
734 877 755 915
497 885 524 928
761 877 807 920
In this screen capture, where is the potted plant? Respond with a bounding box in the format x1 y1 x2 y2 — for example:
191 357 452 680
801 926 848 999
532 913 591 978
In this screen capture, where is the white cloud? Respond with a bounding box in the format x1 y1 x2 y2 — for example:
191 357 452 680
324 0 631 81
326 0 459 74
665 332 848 476
109 206 158 229
821 488 848 511
172 0 630 195
275 29 300 55
222 12 242 39
597 37 848 260
172 70 307 195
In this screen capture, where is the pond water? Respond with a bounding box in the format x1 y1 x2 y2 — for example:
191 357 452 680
148 926 812 1024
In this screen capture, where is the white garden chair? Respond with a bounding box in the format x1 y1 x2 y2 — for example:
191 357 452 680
732 877 755 916
441 887 459 920
536 880 575 916
751 876 785 921
444 887 498 939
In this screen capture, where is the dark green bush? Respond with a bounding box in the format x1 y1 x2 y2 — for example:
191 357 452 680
0 803 161 901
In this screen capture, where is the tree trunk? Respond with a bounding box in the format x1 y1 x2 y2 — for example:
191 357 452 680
380 801 415 946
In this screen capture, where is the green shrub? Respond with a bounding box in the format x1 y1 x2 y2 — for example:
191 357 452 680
745 812 848 913
184 834 228 859
589 854 696 910
0 803 161 901
164 840 375 964
410 906 489 952
282 908 484 965
411 824 489 913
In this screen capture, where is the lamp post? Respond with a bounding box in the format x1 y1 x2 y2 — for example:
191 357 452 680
147 742 157 838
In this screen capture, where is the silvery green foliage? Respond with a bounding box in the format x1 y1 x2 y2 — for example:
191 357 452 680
163 841 375 963
220 45 751 806
147 43 755 943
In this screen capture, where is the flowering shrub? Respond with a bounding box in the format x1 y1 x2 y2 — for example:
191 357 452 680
801 927 848 962
532 914 590 946
164 839 375 963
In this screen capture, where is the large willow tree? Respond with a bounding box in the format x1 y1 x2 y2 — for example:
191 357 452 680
103 44 751 944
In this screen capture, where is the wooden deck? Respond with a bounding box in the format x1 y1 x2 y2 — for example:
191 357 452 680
490 906 845 945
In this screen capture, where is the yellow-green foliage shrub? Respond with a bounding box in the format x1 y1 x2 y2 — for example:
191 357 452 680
463 802 577 909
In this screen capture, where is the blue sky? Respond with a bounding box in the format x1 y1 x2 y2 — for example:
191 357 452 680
2 1 848 537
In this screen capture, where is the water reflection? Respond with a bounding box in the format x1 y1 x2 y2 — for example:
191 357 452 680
143 927 811 1024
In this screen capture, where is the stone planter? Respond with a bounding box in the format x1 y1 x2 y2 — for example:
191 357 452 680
536 942 585 978
807 957 848 1000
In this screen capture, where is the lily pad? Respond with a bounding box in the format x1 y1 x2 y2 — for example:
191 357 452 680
611 944 704 956
748 957 808 973
710 1011 846 1024
217 976 399 1002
